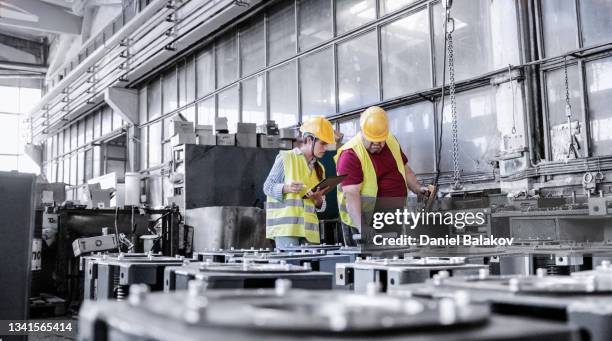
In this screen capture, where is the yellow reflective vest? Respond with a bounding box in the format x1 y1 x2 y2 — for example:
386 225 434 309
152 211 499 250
334 132 406 228
265 150 323 243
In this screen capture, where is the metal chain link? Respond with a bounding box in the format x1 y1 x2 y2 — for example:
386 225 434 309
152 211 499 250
446 20 461 190
564 57 578 159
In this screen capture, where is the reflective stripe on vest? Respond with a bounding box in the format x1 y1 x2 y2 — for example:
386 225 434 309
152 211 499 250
334 132 406 228
266 150 323 243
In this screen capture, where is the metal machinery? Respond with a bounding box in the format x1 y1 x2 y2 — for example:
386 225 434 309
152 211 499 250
391 260 612 341
336 257 488 292
78 282 580 341
82 252 186 300
193 247 273 263
164 261 333 291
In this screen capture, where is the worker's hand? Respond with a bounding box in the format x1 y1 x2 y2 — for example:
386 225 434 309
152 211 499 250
419 186 431 197
305 186 329 207
283 181 306 194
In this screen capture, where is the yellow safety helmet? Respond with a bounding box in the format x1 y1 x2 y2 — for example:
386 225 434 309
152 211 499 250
300 116 335 144
360 106 389 142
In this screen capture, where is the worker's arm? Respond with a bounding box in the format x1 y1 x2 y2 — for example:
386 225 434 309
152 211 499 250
342 184 362 229
404 163 429 196
263 154 305 201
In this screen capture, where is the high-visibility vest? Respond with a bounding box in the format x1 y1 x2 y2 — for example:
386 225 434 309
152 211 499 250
334 132 406 228
265 150 323 243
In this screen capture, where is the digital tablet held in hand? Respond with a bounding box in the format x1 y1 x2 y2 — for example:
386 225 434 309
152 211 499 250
303 175 347 197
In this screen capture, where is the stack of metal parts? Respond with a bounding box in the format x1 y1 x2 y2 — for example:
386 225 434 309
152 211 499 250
193 247 272 263
391 261 612 341
336 257 488 292
164 260 333 291
83 252 186 301
79 280 580 341
238 249 352 273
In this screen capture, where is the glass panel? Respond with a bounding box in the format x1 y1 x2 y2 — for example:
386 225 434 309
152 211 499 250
242 75 266 125
586 57 612 156
140 126 148 170
336 0 376 35
148 78 162 119
197 47 215 97
580 0 612 48
70 124 78 150
84 149 93 181
93 111 101 138
433 0 520 84
78 120 86 146
63 128 70 153
163 117 172 140
148 121 162 166
70 154 77 185
52 135 58 157
240 17 265 76
93 145 101 178
57 158 63 183
0 114 20 154
18 87 41 113
540 0 577 57
439 87 500 173
545 64 583 141
298 0 332 51
269 61 297 127
338 118 359 143
179 58 196 109
101 107 113 135
300 47 335 119
0 86 19 113
85 115 93 143
381 9 430 99
337 30 379 111
387 102 435 174
77 151 84 184
217 86 239 133
163 68 178 114
268 1 296 65
113 112 124 131
216 31 238 87
380 0 418 15
139 88 147 124
58 131 64 155
0 155 18 171
163 142 171 164
197 97 216 126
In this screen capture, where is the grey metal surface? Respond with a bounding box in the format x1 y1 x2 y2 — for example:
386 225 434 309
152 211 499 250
78 288 578 341
187 206 273 251
0 172 36 341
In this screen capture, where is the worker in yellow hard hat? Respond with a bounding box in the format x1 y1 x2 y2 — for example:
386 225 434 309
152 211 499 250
263 116 335 248
334 106 430 246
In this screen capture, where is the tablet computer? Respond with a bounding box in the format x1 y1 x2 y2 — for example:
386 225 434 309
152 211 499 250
303 174 347 197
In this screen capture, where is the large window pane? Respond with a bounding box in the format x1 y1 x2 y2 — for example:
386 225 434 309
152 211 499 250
242 75 266 125
19 88 41 114
381 9 430 99
197 97 215 126
0 114 20 154
139 88 147 125
439 87 500 173
93 111 101 138
388 102 435 174
148 78 162 119
140 126 148 170
240 17 265 76
300 47 335 119
269 62 297 127
57 159 63 182
216 32 238 87
149 121 162 166
338 118 359 142
196 47 215 97
433 0 519 84
217 86 239 133
336 0 376 35
77 151 84 184
268 2 296 65
545 64 584 160
70 124 78 150
70 154 77 185
0 86 19 113
298 0 332 51
163 68 178 114
179 58 196 122
586 57 612 156
337 30 379 111
380 0 417 15
540 0 577 57
101 107 112 135
0 155 18 171
85 149 93 181
580 0 612 48
85 115 93 143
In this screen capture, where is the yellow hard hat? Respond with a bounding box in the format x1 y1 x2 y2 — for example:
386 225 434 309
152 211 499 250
300 116 335 144
360 106 389 142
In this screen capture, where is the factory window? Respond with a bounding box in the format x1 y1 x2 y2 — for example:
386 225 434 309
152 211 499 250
85 116 93 144
148 121 162 166
196 47 215 98
269 61 298 127
240 16 265 77
544 64 584 161
217 85 239 133
433 0 519 85
77 151 85 184
93 111 101 139
337 30 379 111
78 120 86 146
336 0 376 35
300 47 335 119
63 158 69 184
298 0 332 52
178 58 196 123
579 0 612 48
586 56 612 157
64 128 70 155
216 31 238 88
84 149 94 181
140 126 148 170
439 87 500 174
381 8 431 100
379 0 418 15
268 1 296 65
338 118 359 142
101 107 113 135
93 145 101 178
112 112 123 131
58 131 64 156
139 88 148 125
71 124 78 150
70 154 77 185
387 102 436 174
0 113 20 171
241 75 266 125
148 78 162 119
162 68 178 114
540 0 578 58
197 97 216 126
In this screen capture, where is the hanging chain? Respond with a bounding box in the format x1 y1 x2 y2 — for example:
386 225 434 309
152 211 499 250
508 64 517 134
446 9 461 190
563 56 579 158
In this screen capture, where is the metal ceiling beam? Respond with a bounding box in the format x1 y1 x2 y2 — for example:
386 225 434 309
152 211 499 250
0 60 47 73
0 0 83 35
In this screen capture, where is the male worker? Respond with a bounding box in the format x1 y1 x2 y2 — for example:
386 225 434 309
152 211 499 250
263 116 335 248
335 106 430 246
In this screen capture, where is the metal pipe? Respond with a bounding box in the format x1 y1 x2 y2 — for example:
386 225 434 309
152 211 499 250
0 61 47 73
